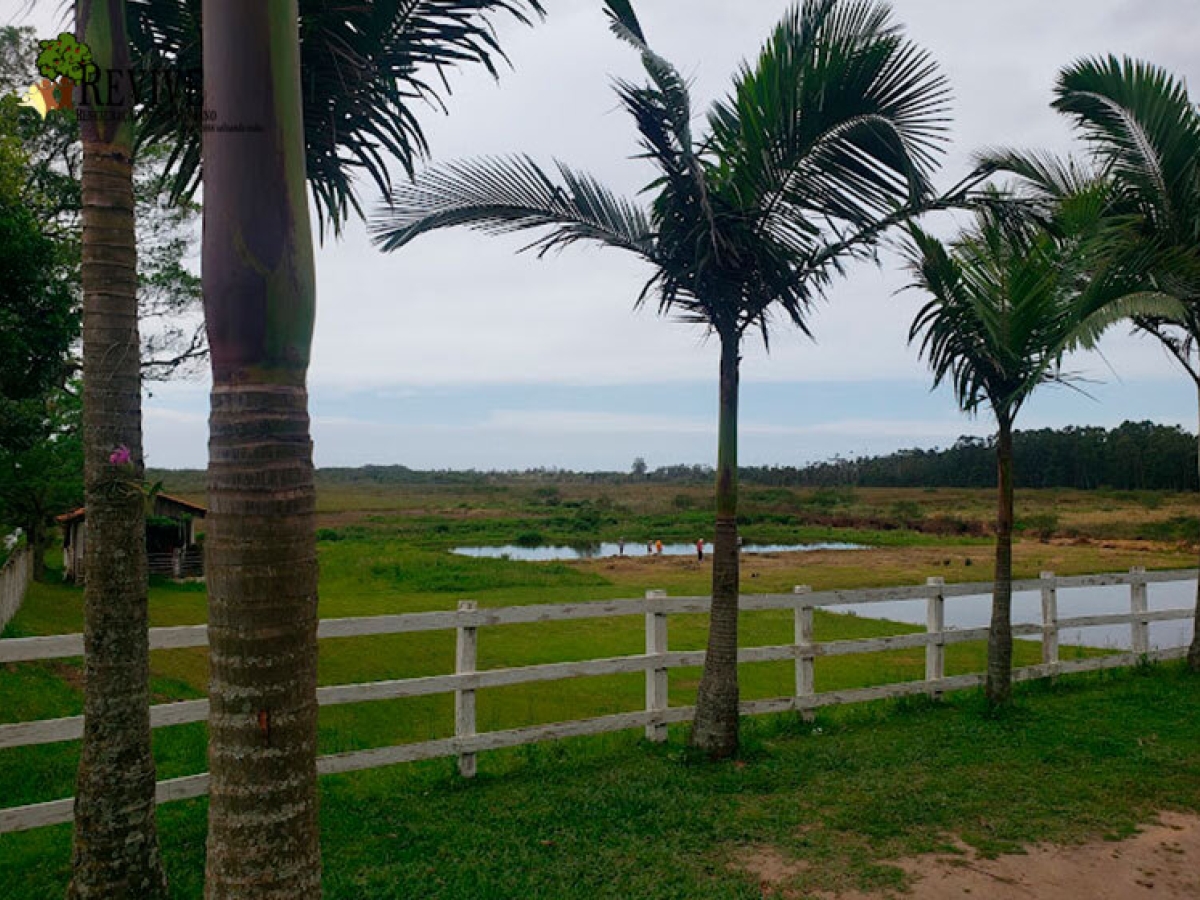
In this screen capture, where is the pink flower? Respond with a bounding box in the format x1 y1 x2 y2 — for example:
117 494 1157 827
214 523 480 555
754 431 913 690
108 445 131 466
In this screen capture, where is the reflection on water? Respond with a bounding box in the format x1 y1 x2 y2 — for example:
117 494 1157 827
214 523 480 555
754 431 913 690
452 541 867 562
829 580 1197 650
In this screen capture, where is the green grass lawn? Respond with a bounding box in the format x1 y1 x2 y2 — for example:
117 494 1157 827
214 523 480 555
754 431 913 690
0 521 1172 898
0 542 1062 811
2 664 1197 898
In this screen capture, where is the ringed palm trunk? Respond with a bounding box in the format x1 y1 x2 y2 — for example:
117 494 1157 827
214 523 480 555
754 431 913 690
1188 380 1200 672
201 2 321 896
985 414 1015 707
692 331 741 758
68 2 168 897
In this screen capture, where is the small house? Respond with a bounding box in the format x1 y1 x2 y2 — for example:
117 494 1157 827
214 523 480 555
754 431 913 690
57 493 206 583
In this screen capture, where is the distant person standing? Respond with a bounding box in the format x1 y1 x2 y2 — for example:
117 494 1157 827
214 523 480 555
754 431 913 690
655 539 663 556
696 538 705 561
618 537 625 557
647 540 654 556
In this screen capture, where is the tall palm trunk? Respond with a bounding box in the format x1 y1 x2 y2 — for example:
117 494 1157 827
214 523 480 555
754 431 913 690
692 331 741 758
68 2 167 897
1188 380 1200 671
986 414 1015 707
201 2 321 896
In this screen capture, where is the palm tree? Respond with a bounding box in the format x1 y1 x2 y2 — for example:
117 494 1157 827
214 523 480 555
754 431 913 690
1048 58 1200 670
68 1 168 897
904 193 1124 707
175 2 542 895
371 0 952 756
985 58 1200 669
195 5 323 894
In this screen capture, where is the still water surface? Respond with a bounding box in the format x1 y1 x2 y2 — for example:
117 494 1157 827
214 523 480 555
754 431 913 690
452 541 867 561
830 581 1197 650
453 543 1194 650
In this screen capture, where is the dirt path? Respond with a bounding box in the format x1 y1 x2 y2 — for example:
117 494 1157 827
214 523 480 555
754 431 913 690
743 812 1200 899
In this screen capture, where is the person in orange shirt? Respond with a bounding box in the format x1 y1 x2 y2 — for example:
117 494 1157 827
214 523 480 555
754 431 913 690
655 539 663 556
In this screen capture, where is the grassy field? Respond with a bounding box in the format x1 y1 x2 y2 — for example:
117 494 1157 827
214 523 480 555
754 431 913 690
3 665 1199 898
0 479 1196 896
150 470 1200 547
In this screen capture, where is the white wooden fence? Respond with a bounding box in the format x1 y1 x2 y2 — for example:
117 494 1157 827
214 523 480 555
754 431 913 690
0 567 1194 835
147 548 204 580
0 547 32 634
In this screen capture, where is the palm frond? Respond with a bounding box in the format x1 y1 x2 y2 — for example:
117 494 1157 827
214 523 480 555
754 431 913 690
709 0 951 241
601 0 647 46
128 0 545 235
904 205 1082 421
1054 55 1200 245
601 0 720 275
977 147 1103 205
979 142 1194 353
1072 291 1189 349
370 154 654 260
370 0 954 356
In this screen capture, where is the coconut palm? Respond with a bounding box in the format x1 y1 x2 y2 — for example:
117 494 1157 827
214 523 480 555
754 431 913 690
67 2 169 897
903 189 1138 707
371 0 953 756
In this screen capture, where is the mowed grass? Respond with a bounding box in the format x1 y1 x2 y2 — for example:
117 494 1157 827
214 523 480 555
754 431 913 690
0 569 1056 810
0 528 1134 813
3 664 1199 898
0 478 1192 897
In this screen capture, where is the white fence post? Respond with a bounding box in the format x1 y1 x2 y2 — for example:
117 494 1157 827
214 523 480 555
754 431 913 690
644 590 668 742
1040 571 1059 669
455 600 478 778
794 585 814 719
1130 566 1149 656
925 577 945 698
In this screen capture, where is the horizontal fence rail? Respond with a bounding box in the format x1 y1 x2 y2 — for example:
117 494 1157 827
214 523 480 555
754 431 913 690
0 567 1194 834
147 549 203 579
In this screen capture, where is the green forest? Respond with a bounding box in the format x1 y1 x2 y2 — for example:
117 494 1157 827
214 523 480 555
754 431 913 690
750 421 1198 491
216 420 1194 494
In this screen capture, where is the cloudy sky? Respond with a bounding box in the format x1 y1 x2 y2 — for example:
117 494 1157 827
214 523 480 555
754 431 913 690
6 0 1199 471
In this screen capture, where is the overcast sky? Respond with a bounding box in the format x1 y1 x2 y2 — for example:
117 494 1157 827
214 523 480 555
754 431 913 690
6 0 1199 471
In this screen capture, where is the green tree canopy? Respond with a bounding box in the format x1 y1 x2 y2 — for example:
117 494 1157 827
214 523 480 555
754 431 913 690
0 120 76 451
1 26 205 380
0 386 83 580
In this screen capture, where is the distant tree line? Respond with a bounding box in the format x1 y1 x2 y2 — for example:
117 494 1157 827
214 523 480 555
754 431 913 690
745 422 1197 491
153 421 1196 494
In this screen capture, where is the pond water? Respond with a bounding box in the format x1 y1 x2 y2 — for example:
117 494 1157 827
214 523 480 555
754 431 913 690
829 580 1197 650
451 541 868 562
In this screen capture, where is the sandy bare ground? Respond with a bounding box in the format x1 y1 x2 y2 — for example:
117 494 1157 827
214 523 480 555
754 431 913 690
739 811 1200 899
